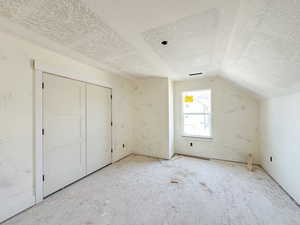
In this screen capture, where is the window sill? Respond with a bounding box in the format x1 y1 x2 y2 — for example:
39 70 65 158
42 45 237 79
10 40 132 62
181 135 213 140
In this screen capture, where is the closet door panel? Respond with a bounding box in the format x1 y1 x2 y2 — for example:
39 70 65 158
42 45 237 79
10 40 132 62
86 84 112 174
43 73 86 196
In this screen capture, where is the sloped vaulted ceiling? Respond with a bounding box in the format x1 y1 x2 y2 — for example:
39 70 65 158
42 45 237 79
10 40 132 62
222 0 300 97
0 0 299 98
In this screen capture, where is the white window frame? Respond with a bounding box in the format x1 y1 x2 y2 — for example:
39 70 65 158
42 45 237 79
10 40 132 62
181 89 213 139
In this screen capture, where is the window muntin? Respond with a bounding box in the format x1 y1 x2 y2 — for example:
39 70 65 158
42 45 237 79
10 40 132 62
182 90 212 138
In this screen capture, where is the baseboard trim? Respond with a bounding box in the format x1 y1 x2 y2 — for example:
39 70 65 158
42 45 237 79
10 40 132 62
175 153 210 161
174 153 260 166
0 195 35 224
132 153 169 161
112 153 134 163
260 166 300 208
210 157 261 167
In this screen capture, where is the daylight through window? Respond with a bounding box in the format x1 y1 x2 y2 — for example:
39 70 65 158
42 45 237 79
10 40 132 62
182 89 212 138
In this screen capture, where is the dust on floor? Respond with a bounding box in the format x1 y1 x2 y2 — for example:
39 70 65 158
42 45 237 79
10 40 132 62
3 155 300 225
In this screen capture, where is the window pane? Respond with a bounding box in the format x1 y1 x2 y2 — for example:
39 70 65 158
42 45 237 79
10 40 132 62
183 90 211 114
183 114 211 137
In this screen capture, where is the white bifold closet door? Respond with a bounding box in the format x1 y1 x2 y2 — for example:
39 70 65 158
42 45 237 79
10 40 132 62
43 73 112 197
86 84 112 174
43 73 86 196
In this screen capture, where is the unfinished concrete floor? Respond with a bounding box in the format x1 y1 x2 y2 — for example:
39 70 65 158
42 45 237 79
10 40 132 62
3 155 300 225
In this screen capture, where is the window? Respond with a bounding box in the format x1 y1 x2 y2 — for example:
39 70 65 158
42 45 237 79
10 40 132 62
182 89 212 138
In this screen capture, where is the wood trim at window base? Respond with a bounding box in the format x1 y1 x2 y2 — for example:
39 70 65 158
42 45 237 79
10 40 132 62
181 135 213 140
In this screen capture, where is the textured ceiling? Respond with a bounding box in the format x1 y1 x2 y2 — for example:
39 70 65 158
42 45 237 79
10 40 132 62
0 0 299 98
222 0 300 97
143 9 219 76
0 0 158 76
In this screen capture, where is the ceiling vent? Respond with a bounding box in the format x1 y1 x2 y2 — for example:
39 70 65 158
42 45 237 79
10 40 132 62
189 72 204 77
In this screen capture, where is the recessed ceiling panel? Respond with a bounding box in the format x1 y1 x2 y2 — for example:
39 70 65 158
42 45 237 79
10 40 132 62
142 9 219 75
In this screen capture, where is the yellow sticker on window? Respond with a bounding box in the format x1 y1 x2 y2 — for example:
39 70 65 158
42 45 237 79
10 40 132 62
184 96 193 103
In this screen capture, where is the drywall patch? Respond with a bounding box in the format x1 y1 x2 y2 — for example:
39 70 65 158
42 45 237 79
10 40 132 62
236 134 252 143
0 177 13 188
0 92 14 112
142 9 219 75
0 0 27 18
0 48 7 61
0 55 7 61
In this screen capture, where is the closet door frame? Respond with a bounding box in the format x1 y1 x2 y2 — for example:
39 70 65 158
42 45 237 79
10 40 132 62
34 60 112 203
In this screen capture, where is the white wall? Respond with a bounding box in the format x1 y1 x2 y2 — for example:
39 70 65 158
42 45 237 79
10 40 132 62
0 30 135 222
132 77 173 159
174 76 260 163
260 93 300 204
168 79 175 158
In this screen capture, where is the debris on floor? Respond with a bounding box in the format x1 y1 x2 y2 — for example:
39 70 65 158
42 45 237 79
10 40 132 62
170 154 183 161
170 180 179 184
3 155 300 225
200 182 213 194
170 178 182 184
